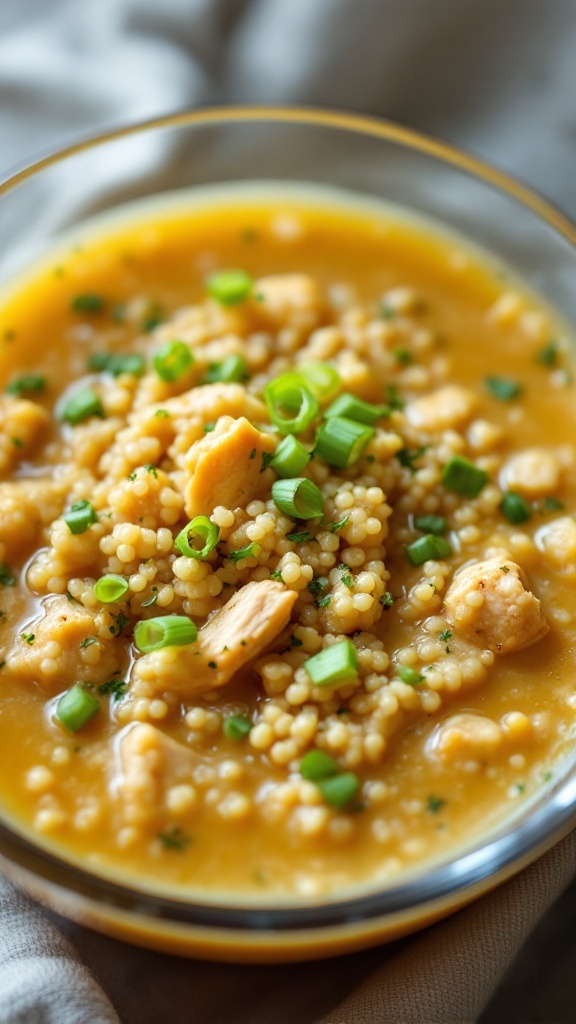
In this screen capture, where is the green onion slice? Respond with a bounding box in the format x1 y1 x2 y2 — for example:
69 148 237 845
174 516 220 559
71 294 105 314
229 542 261 562
60 388 103 424
206 269 253 306
88 352 146 377
5 374 46 397
56 684 100 732
152 340 193 382
134 615 197 653
396 664 425 686
94 574 129 603
270 435 310 477
317 772 360 809
484 376 522 401
63 500 98 535
303 639 359 687
203 354 249 383
300 750 340 781
314 416 374 468
442 456 488 498
297 362 341 402
406 534 452 566
223 713 252 740
413 514 447 536
499 491 532 524
324 392 387 425
264 373 320 435
271 478 324 520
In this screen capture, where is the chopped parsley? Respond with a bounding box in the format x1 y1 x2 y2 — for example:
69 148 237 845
500 565 510 574
542 497 565 512
141 587 158 608
98 677 127 700
79 637 99 649
537 341 559 366
338 564 353 588
71 293 105 314
270 569 284 582
439 629 452 653
230 542 260 562
385 383 404 411
327 516 350 533
317 594 332 608
109 611 130 636
154 409 170 419
144 464 158 478
380 591 395 609
157 826 191 851
249 447 257 460
427 794 447 814
208 660 218 669
12 437 23 448
286 531 311 543
260 451 274 473
484 375 522 401
397 446 428 473
308 577 329 596
87 352 145 377
141 303 164 333
203 423 216 433
20 633 35 644
393 347 413 365
0 564 16 587
6 374 46 397
396 664 425 686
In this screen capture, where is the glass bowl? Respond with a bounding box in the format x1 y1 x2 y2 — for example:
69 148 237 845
0 108 575 963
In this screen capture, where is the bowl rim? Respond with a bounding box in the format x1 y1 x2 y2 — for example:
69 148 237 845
0 105 575 933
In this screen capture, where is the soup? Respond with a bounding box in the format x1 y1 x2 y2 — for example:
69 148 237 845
0 192 575 899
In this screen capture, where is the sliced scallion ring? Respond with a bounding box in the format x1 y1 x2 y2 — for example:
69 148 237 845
264 373 319 435
56 684 100 732
270 435 310 477
271 477 324 520
152 340 193 382
174 516 220 559
314 416 374 468
303 639 359 687
94 574 129 603
134 615 197 653
324 392 387 425
206 269 252 306
296 362 341 402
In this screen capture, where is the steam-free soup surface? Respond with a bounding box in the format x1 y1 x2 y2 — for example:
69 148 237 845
0 195 575 897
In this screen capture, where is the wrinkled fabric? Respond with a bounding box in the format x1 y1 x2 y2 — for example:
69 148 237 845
0 1 575 1022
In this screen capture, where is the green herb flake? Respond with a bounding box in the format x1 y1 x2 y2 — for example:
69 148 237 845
396 664 425 686
393 347 413 365
543 497 565 512
397 446 428 473
207 660 218 669
12 437 23 449
380 592 395 609
270 570 284 582
249 447 257 460
98 677 127 700
154 409 170 419
1 563 18 587
385 384 404 411
439 628 452 653
79 637 99 649
427 794 447 814
260 451 274 473
290 635 303 647
308 577 328 596
71 294 105 314
500 565 510 573
144 464 158 478
286 531 311 543
6 374 46 397
141 587 158 608
537 341 559 366
157 826 191 851
317 595 332 608
203 423 216 433
484 375 522 401
327 516 350 533
109 611 130 637
514 782 526 795
141 303 164 333
380 304 395 321
20 633 35 644
339 564 353 588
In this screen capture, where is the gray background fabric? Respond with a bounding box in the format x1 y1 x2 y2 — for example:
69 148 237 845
0 1 575 1021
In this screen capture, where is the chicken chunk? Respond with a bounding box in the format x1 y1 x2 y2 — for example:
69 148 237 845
500 448 562 498
535 516 576 574
406 386 479 432
6 595 118 692
253 274 323 331
115 723 196 829
444 557 548 654
0 396 49 473
133 580 298 697
0 478 66 558
184 416 276 518
429 713 505 765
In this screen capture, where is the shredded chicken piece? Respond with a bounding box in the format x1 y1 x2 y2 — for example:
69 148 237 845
500 447 562 498
116 723 196 828
6 595 118 691
406 385 479 432
184 416 276 517
253 274 323 331
132 580 297 696
444 557 548 654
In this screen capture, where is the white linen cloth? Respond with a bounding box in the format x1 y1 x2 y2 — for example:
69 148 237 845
0 2 575 1022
